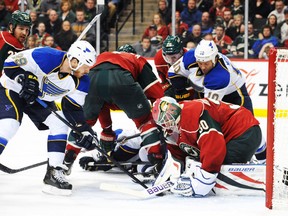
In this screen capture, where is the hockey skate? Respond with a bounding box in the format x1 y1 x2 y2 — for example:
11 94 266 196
63 150 77 175
42 164 72 196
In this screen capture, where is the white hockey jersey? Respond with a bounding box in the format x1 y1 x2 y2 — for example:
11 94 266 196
167 49 246 101
1 47 88 106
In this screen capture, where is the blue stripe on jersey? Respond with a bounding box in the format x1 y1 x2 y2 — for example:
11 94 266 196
77 74 90 93
32 47 66 74
204 63 230 90
182 49 197 69
3 61 18 67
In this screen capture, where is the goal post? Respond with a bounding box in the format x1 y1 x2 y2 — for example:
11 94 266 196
266 48 288 209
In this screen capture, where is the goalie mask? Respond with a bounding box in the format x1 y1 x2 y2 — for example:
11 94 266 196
152 96 182 136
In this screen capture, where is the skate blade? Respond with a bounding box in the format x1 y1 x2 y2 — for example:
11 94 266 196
42 184 72 196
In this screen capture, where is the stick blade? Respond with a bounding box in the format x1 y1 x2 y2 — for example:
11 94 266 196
100 183 149 198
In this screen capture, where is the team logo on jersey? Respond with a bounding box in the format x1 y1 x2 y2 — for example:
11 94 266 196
179 142 200 161
40 76 69 97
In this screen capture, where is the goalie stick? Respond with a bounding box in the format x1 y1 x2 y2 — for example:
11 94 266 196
100 164 266 198
0 160 47 174
100 181 174 198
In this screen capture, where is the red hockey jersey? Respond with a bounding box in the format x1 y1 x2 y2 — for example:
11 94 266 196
178 98 259 173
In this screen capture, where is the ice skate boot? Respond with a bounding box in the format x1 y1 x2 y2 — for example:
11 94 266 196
42 164 72 196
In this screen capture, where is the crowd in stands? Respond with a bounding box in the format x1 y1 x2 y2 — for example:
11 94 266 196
2 0 288 58
0 0 125 51
131 0 288 59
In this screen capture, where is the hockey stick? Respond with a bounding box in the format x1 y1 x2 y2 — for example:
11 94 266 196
76 13 102 42
0 160 47 174
100 180 174 199
36 99 149 189
117 133 141 144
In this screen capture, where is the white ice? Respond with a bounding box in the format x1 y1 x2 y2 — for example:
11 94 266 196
0 113 287 216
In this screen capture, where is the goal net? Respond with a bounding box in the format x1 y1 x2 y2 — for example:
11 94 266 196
266 48 288 209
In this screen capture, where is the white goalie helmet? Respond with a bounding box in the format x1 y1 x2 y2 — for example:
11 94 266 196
194 39 218 64
152 96 182 136
67 40 97 71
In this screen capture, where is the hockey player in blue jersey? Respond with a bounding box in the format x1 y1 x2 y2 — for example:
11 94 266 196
0 40 97 195
167 39 266 162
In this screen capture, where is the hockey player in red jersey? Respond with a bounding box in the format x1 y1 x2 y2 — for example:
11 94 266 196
0 10 31 75
64 44 165 174
154 35 193 101
152 96 262 197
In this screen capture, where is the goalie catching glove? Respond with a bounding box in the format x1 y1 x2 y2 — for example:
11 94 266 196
17 72 39 105
171 158 218 197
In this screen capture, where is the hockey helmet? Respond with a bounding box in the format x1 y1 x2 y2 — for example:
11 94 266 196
152 96 182 136
67 40 97 71
117 44 137 54
9 10 32 30
162 35 183 55
194 39 218 64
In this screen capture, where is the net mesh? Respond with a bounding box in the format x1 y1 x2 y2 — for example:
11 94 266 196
272 49 288 208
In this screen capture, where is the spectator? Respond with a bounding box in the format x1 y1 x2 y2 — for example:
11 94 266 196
222 9 234 30
180 0 202 27
185 41 196 50
73 0 85 11
280 8 288 44
258 42 274 59
43 34 61 49
267 14 281 38
39 0 61 21
84 0 96 22
25 34 36 49
54 20 77 51
252 24 279 58
44 9 62 36
4 0 19 12
29 10 38 35
213 24 233 55
59 0 76 23
17 0 30 14
133 37 157 57
167 10 188 36
225 13 243 40
158 0 172 25
26 0 41 15
0 0 11 30
196 0 213 12
200 11 213 35
182 23 202 47
208 0 230 24
71 8 95 46
267 0 286 24
231 0 244 16
249 0 272 23
142 13 169 41
230 23 257 58
106 0 120 28
33 21 50 47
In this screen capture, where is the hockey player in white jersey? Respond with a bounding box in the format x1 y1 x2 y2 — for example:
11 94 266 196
167 39 266 162
0 40 97 195
167 39 254 114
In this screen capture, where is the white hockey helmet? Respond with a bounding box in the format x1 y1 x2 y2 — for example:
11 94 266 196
194 39 218 64
67 40 97 71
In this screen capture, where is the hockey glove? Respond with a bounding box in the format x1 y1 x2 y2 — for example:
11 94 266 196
171 160 218 197
17 72 39 105
79 156 112 171
100 127 116 153
70 130 99 151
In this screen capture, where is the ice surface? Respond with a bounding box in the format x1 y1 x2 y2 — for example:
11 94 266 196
0 113 287 216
